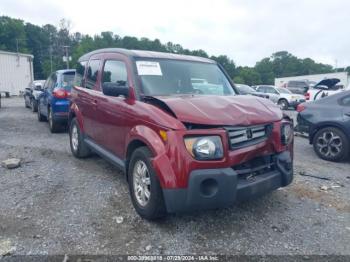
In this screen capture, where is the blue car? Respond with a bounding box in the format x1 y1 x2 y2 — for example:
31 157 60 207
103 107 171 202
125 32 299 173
37 69 76 133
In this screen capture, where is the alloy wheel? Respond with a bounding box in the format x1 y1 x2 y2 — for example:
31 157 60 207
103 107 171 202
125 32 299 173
133 160 151 207
71 124 79 152
316 131 342 158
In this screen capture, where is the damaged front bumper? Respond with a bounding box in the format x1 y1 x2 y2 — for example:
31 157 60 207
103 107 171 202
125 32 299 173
162 151 293 213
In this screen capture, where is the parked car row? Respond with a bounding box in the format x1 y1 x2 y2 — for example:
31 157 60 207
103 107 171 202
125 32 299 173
24 48 295 220
24 70 75 133
235 84 306 110
22 48 350 220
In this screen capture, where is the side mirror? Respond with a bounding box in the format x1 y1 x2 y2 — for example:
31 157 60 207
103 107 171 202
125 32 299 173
102 82 129 97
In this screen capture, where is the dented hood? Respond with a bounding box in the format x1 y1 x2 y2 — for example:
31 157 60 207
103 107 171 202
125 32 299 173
151 95 283 126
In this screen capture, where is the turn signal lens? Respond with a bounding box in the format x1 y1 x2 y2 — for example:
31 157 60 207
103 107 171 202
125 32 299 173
159 130 167 141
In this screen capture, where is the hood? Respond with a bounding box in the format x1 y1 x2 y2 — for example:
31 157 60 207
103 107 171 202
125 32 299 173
149 95 282 126
315 78 340 88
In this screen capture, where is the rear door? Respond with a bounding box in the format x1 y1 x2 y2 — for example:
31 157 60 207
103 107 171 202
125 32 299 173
78 58 102 139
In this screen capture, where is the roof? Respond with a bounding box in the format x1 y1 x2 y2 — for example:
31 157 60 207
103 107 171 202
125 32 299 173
0 50 33 58
78 48 215 64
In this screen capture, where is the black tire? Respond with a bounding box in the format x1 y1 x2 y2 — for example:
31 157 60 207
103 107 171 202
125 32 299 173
31 99 38 112
25 97 30 108
278 99 289 110
313 127 349 162
48 107 60 133
128 147 166 220
69 118 91 158
37 104 47 122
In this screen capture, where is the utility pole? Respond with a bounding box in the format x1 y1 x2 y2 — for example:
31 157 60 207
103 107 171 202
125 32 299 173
63 45 70 69
49 46 53 72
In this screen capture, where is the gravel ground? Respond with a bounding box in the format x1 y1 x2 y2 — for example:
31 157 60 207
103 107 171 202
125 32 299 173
0 97 349 256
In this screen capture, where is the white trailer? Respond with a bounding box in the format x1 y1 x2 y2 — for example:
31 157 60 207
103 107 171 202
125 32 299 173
0 50 34 96
275 72 350 88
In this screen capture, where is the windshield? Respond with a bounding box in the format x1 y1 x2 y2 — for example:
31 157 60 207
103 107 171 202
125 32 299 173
136 59 236 96
277 88 292 94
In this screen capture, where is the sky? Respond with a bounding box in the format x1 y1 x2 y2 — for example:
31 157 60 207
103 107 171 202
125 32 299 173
1 0 350 67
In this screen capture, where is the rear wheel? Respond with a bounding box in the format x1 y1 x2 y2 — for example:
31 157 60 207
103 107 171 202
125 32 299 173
128 147 166 220
31 99 38 112
278 99 289 110
48 107 60 133
69 118 91 158
313 127 349 162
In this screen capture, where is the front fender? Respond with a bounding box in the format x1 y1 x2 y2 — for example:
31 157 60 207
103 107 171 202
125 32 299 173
125 125 177 188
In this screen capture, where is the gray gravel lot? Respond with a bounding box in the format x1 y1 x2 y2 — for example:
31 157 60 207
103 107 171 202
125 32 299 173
0 97 349 256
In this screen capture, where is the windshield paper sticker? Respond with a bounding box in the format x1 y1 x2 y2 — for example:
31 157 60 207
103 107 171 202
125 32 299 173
136 61 162 76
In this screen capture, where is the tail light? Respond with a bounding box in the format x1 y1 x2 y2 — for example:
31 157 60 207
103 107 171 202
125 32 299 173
304 92 310 100
53 88 70 99
296 103 306 112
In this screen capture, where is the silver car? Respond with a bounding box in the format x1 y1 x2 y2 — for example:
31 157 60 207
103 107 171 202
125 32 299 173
255 85 305 110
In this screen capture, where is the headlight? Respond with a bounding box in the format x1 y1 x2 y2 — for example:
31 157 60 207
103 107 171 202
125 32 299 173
281 123 293 145
184 136 224 160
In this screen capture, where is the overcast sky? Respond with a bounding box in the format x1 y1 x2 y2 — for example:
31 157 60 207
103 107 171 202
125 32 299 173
2 0 350 67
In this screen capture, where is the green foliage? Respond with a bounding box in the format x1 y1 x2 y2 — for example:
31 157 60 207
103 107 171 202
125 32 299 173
0 16 340 84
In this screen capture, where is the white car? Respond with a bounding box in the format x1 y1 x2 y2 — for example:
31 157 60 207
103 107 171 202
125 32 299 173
255 85 305 110
305 78 345 101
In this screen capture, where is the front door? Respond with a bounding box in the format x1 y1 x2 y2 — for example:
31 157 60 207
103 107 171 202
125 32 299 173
93 56 131 158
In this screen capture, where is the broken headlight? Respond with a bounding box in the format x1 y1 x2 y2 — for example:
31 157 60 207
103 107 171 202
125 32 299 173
184 136 223 160
281 122 293 145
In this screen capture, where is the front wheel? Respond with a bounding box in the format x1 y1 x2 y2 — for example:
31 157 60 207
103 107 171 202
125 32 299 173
278 99 289 110
128 147 166 220
313 127 349 162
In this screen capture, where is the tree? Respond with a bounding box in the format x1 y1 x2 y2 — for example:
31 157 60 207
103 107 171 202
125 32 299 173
0 16 342 81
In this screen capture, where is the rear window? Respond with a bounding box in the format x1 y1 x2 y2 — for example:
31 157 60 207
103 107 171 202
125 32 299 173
60 72 75 90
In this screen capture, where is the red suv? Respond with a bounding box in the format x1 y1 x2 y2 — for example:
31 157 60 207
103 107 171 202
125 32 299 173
69 48 294 220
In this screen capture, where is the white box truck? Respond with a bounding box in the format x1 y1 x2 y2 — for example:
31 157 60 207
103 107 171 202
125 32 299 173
0 50 34 96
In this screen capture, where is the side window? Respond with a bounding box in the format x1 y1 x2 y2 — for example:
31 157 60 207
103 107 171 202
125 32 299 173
102 60 128 86
50 73 57 90
75 60 87 87
257 86 265 93
265 87 273 93
86 59 101 89
44 77 51 90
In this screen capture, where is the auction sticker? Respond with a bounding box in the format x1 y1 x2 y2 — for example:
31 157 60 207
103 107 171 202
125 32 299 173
136 61 162 76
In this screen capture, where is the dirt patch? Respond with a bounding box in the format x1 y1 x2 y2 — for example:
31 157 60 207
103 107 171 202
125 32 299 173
291 182 350 212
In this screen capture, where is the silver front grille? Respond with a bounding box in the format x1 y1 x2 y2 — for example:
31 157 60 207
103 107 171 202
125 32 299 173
226 124 272 149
